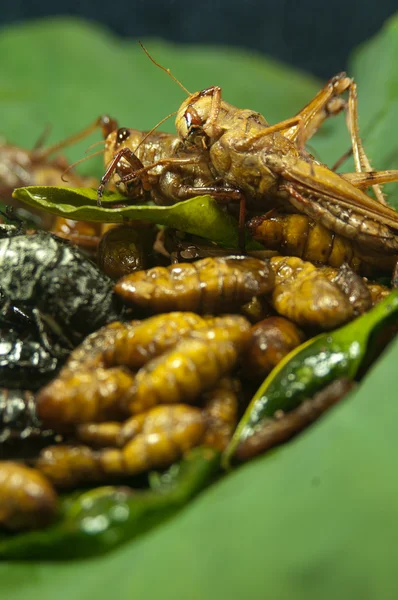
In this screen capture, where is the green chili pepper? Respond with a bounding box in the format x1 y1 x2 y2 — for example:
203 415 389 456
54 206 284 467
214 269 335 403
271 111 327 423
223 289 398 467
0 447 219 560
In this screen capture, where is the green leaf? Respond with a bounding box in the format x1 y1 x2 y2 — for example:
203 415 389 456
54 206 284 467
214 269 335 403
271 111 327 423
0 447 220 560
12 187 248 248
0 17 320 180
1 337 398 598
1 14 398 600
224 289 398 464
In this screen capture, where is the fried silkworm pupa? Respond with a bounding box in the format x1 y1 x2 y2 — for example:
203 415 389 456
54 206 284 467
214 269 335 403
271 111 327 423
103 312 210 369
37 313 214 426
67 312 211 372
97 224 155 280
233 379 355 462
75 378 241 452
201 378 240 452
269 256 354 329
75 422 123 448
37 367 135 426
36 322 137 427
115 256 274 314
241 317 306 380
247 213 396 275
36 405 205 487
0 462 58 530
122 318 251 415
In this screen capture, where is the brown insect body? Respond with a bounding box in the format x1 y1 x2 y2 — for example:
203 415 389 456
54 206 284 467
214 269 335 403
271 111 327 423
0 462 57 530
202 378 239 452
0 143 90 229
123 320 250 415
269 256 355 329
115 256 274 314
174 77 398 254
241 317 306 380
248 213 396 274
36 313 250 426
0 143 89 198
36 404 206 487
0 135 108 254
103 127 218 206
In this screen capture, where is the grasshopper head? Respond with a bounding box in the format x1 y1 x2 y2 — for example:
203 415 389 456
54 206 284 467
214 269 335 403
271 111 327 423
176 89 219 150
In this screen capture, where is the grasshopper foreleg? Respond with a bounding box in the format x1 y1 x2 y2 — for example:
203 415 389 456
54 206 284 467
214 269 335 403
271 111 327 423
97 147 150 206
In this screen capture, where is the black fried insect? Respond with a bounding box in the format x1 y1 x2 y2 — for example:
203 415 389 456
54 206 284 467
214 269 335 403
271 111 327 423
0 389 40 442
0 229 124 344
0 327 60 390
0 388 58 461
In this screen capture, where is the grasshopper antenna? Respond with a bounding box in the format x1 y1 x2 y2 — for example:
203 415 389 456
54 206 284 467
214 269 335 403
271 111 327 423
133 111 178 154
84 140 106 154
32 124 52 151
34 117 104 160
139 41 191 95
61 149 104 182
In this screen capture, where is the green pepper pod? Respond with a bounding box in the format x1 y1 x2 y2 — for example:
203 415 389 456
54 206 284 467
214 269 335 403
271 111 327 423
223 289 398 466
0 447 219 560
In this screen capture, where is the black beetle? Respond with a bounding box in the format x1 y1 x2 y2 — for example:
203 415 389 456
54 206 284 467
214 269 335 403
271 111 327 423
0 228 124 344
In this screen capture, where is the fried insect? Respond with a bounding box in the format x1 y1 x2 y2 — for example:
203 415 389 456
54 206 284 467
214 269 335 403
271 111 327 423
75 421 123 448
201 378 239 452
172 72 398 254
36 313 248 426
248 213 396 275
76 378 240 453
0 388 55 445
241 317 306 380
102 312 209 369
51 217 105 254
36 314 207 426
0 133 97 197
0 326 60 390
0 462 58 529
269 256 355 328
0 125 98 231
0 230 123 344
100 126 224 206
98 117 248 224
321 263 372 315
122 319 250 415
97 224 155 279
115 256 274 314
36 405 206 487
37 366 135 426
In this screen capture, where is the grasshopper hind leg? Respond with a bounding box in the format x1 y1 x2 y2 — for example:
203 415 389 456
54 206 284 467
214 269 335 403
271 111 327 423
341 170 398 190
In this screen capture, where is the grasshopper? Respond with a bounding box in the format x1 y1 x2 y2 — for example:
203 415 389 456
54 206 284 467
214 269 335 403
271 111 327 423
0 123 103 249
171 72 398 255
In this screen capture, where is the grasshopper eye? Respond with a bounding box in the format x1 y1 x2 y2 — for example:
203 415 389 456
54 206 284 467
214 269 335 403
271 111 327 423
184 107 208 149
184 107 203 135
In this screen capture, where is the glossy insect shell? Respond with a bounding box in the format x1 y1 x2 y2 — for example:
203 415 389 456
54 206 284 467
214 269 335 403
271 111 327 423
0 232 122 340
